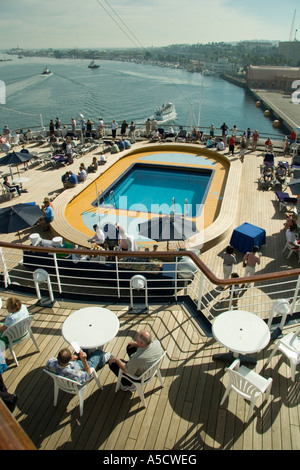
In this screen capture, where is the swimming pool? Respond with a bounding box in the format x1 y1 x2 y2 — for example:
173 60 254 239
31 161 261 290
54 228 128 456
92 163 213 217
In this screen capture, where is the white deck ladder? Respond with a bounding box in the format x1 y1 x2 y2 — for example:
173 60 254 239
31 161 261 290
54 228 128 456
171 197 175 215
109 190 117 208
184 198 189 216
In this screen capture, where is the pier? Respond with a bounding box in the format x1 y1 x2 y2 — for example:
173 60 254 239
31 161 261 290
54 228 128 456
247 89 300 133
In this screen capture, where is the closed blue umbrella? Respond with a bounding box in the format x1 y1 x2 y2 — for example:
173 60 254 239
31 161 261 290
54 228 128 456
138 214 198 250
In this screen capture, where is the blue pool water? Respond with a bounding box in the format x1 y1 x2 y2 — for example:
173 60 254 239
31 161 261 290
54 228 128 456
93 164 213 217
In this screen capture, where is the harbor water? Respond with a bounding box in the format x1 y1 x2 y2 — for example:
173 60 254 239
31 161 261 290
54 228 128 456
0 56 283 136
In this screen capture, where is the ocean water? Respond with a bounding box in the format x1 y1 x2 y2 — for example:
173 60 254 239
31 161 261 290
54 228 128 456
0 55 283 136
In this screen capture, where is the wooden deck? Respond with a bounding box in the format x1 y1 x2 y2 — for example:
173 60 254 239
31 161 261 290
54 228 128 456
1 139 300 450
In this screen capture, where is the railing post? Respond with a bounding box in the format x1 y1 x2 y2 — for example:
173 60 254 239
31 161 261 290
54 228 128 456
0 248 11 288
115 256 120 298
291 274 300 312
53 253 62 294
175 257 178 301
197 271 205 311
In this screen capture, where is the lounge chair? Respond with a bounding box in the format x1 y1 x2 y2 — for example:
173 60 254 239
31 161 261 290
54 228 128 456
263 152 275 167
176 129 187 142
158 128 165 140
275 191 298 211
291 154 300 171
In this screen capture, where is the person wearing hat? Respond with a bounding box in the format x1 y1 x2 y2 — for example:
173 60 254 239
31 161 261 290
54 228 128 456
42 197 54 210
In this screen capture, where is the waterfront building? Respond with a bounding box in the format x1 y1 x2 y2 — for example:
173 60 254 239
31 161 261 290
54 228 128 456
246 65 300 91
278 41 300 67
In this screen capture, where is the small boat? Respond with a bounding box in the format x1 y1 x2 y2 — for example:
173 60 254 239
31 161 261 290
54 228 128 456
88 60 100 69
154 102 177 122
41 67 52 75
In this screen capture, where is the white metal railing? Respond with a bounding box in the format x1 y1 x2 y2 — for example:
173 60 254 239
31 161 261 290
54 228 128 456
1 244 300 329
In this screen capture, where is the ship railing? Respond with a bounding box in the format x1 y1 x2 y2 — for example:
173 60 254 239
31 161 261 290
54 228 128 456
1 242 300 330
7 123 286 145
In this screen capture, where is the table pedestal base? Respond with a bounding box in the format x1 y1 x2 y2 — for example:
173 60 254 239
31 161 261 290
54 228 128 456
213 352 257 365
128 305 149 314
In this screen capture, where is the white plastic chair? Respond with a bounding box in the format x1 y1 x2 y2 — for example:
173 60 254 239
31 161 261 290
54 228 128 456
44 367 102 416
115 351 166 407
266 325 300 382
267 299 290 331
1 182 17 200
220 359 273 423
283 232 300 262
2 315 40 366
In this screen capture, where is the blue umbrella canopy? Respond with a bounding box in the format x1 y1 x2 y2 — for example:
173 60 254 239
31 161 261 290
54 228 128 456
0 151 34 166
0 203 43 235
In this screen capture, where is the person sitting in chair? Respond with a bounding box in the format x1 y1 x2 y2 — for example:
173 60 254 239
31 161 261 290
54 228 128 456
46 347 111 385
78 164 87 182
275 163 287 184
39 199 54 231
263 166 274 186
87 156 98 173
286 224 300 251
108 330 163 391
0 297 29 345
3 176 21 196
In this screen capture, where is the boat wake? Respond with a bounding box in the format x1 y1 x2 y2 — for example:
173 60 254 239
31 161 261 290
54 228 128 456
5 74 52 98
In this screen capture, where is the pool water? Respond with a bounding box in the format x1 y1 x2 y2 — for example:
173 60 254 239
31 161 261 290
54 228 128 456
92 164 213 217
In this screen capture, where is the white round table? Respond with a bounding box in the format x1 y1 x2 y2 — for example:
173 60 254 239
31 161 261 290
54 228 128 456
12 177 29 185
212 310 270 364
62 307 119 350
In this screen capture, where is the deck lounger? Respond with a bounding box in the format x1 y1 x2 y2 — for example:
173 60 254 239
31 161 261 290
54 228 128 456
263 153 275 167
275 191 297 211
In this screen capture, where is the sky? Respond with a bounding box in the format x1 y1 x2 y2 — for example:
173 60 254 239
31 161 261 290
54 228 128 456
0 0 299 50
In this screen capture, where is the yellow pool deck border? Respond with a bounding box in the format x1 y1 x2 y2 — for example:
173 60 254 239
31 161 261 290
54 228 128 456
51 142 242 251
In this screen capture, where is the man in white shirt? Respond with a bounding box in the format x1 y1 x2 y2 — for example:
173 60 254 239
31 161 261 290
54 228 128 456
88 224 105 246
216 139 225 151
97 118 104 137
78 165 87 182
12 132 20 146
111 120 118 139
286 225 299 250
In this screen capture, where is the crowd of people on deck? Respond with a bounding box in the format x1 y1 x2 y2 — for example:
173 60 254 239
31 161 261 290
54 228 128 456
87 223 133 252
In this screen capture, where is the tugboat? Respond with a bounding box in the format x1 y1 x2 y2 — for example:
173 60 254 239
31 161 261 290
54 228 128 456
41 66 52 75
88 60 100 69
